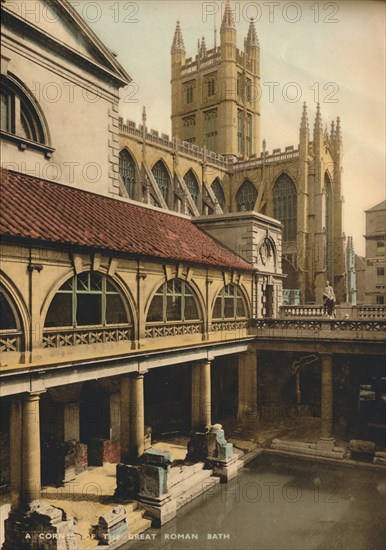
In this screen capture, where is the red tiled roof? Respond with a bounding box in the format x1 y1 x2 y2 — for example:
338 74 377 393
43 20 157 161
0 170 253 271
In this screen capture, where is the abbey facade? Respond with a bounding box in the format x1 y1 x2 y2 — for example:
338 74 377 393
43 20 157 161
118 3 347 304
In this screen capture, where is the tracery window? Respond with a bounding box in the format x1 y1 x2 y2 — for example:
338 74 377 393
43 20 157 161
324 172 334 281
211 178 225 210
119 150 136 198
213 284 246 319
45 273 128 328
273 173 297 241
207 77 215 97
152 160 170 202
185 83 194 104
236 180 257 211
184 170 199 205
147 279 199 323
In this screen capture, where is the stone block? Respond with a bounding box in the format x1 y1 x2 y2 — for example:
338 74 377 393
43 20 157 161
373 457 386 465
140 464 169 498
139 494 177 527
349 439 376 455
316 438 335 452
115 463 140 500
75 441 88 474
97 505 128 545
142 448 173 466
3 502 77 550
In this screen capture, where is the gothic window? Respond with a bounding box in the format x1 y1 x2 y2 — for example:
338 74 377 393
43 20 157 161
152 160 170 202
184 169 199 205
211 178 225 210
376 268 385 284
237 74 242 97
45 273 128 328
246 113 253 157
0 74 48 147
237 109 244 155
213 284 246 319
236 180 257 211
324 172 334 281
246 78 252 102
207 77 215 97
147 279 199 323
203 109 218 152
182 115 196 143
119 150 136 198
273 173 297 241
185 82 194 104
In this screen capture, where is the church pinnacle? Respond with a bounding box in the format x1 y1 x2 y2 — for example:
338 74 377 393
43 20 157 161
221 1 236 30
300 102 309 132
313 103 323 135
171 21 185 53
246 18 259 47
336 116 342 142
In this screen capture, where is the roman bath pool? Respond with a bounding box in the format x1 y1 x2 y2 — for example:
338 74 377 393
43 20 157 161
125 454 386 550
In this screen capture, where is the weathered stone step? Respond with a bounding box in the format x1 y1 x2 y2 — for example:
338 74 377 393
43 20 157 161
175 476 220 510
170 468 214 500
129 515 153 535
167 462 205 489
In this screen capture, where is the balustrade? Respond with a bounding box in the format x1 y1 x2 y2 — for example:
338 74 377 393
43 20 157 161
42 325 133 348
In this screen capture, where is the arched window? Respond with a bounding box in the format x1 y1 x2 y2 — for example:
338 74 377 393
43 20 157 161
0 287 22 352
152 161 170 202
273 173 297 241
45 272 128 328
147 279 199 323
119 150 136 198
184 170 199 205
236 180 257 211
1 74 49 147
324 172 334 281
211 178 225 210
213 284 246 319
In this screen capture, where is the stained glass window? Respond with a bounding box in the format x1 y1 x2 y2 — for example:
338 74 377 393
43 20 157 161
211 178 225 210
184 170 199 205
236 180 257 211
273 173 297 241
119 150 136 198
152 160 170 202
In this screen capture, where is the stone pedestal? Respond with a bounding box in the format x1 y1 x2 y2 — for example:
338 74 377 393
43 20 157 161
3 502 77 550
187 424 238 482
115 464 141 501
138 449 176 526
97 505 128 545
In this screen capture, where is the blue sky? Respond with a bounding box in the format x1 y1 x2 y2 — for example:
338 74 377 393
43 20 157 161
73 0 385 256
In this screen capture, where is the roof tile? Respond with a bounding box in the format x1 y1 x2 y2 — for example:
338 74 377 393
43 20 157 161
0 170 253 271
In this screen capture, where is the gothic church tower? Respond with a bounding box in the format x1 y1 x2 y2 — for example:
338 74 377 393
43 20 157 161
171 2 260 159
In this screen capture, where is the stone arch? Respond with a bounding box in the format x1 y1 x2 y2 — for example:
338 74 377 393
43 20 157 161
41 269 137 338
145 277 205 324
0 271 29 351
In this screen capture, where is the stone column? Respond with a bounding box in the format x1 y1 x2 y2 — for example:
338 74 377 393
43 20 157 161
191 360 211 430
120 375 131 463
320 354 334 441
238 350 258 422
22 392 42 505
10 399 22 511
129 372 145 460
